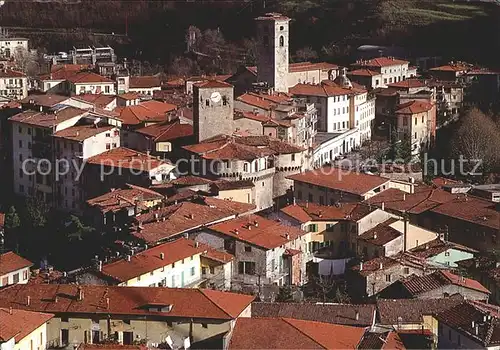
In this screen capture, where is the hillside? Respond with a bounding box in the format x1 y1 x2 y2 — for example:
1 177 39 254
0 0 497 68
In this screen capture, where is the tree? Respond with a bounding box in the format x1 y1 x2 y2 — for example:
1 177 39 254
66 215 94 241
25 197 49 229
293 46 318 62
451 108 500 178
4 206 20 232
276 285 293 302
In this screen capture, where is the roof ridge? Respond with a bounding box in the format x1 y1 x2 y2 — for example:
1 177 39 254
198 289 233 319
281 318 327 349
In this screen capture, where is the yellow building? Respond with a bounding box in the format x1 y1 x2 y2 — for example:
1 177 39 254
0 307 53 350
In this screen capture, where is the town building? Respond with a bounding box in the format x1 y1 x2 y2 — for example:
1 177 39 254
0 69 28 100
0 251 33 287
128 75 162 96
0 284 254 348
194 214 313 291
0 37 29 59
65 71 116 95
428 62 469 81
288 167 391 204
408 238 476 269
456 256 500 305
183 134 307 210
351 57 417 88
378 270 490 301
130 196 255 245
432 300 500 349
73 94 117 111
210 180 256 205
0 308 53 350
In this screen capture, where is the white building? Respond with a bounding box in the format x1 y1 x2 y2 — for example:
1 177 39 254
128 76 162 96
65 71 116 95
0 252 33 287
0 69 28 100
0 37 28 59
351 57 417 89
98 238 204 288
0 308 53 350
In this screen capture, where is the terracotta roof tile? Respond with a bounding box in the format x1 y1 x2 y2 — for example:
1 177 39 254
54 124 115 141
0 284 254 320
289 61 338 73
197 242 234 264
66 71 114 84
409 238 477 259
348 69 382 77
288 167 389 196
430 64 468 72
73 94 116 108
358 218 401 246
86 184 164 213
9 106 87 128
131 198 255 244
0 308 53 342
290 81 364 98
0 251 33 276
135 120 193 141
208 214 307 249
170 176 213 186
229 317 365 349
114 100 177 126
387 79 427 89
357 57 409 68
281 202 376 223
101 238 204 282
86 147 172 171
194 80 233 89
252 302 375 326
129 75 161 89
395 100 434 114
117 92 141 100
212 179 254 191
0 69 26 78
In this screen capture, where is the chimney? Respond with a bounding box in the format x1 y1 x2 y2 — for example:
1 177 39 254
195 241 199 248
381 202 385 211
305 200 309 208
359 262 363 271
77 287 83 301
373 233 377 240
355 311 360 321
379 262 383 270
403 193 406 201
98 260 102 272
254 220 259 227
403 215 408 252
126 255 131 262
318 210 323 218
106 297 110 309
27 295 31 306
472 320 475 328
234 229 239 235
160 252 165 260
475 324 479 335
248 225 252 231
285 233 290 240
54 296 58 303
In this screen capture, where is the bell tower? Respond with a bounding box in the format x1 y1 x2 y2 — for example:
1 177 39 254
255 13 290 93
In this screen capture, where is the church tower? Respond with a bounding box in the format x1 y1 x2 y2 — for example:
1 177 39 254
255 13 290 93
193 80 234 143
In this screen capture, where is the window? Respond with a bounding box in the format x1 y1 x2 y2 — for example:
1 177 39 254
385 274 391 282
422 115 424 123
19 169 23 178
206 99 210 106
245 245 252 252
106 143 111 150
18 126 22 134
202 323 208 329
105 132 111 137
243 163 249 172
415 117 418 125
448 330 452 341
404 267 410 274
384 78 387 84
291 154 295 161
309 224 318 232
326 224 335 232
190 267 195 276
280 25 284 30
23 270 28 280
414 132 417 140
137 275 141 281
150 271 154 276
319 196 324 205
238 261 256 275
279 36 284 47
105 85 110 93
403 117 408 126
297 190 302 200
19 140 22 148
444 251 450 256
308 193 313 202
19 185 24 193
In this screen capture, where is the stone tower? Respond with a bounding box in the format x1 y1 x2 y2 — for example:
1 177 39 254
255 13 290 93
193 80 234 143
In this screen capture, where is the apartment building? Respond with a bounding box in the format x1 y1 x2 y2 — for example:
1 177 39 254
0 69 28 100
0 251 33 287
0 284 254 347
0 308 53 350
194 214 313 290
128 75 162 96
65 71 116 95
351 57 417 88
0 37 28 59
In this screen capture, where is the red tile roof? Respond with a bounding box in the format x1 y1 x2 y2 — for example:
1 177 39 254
395 100 434 114
430 196 499 230
431 177 463 188
114 100 177 126
255 12 291 21
213 179 254 191
281 202 377 223
129 75 161 89
228 317 365 349
50 64 91 73
131 198 255 244
387 79 427 89
9 106 87 128
135 120 193 141
348 69 381 77
66 71 114 84
73 94 116 108
400 270 490 296
430 64 468 72
194 80 233 89
0 308 53 342
208 214 307 250
288 167 389 196
358 218 401 246
101 238 204 282
54 124 114 141
197 242 234 264
0 284 254 320
0 69 26 78
409 238 477 259
86 184 164 213
289 61 339 73
364 185 458 215
290 81 365 98
170 176 213 186
0 252 33 276
236 92 292 111
117 92 140 101
357 57 409 67
86 147 172 171
184 134 303 161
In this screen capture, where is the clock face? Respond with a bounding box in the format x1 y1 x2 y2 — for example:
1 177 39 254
210 92 221 103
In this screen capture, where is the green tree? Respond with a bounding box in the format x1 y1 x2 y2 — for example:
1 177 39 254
25 197 49 229
67 215 94 241
4 206 20 231
276 286 293 302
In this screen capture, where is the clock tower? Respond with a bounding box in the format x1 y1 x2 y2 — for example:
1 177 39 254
255 13 290 93
193 80 234 143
